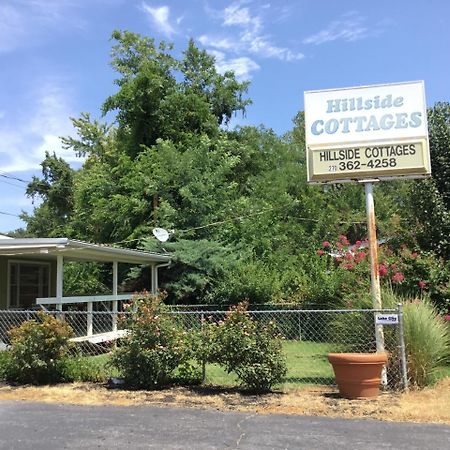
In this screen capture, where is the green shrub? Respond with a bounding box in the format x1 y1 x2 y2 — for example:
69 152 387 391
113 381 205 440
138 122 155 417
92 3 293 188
0 351 10 380
61 355 109 383
110 292 193 389
4 312 74 384
403 299 450 387
201 301 287 391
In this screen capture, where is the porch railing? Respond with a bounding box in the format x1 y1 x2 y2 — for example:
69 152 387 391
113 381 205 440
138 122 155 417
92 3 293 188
36 294 134 337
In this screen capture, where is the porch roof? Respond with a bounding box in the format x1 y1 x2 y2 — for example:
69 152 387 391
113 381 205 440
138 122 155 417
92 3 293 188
0 237 170 265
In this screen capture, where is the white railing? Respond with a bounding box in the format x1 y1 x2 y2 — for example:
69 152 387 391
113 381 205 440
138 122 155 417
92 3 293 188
36 294 133 305
36 294 134 337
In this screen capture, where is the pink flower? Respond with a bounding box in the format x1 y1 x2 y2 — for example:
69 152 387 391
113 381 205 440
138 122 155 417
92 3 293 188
344 252 353 261
322 241 330 248
379 264 388 277
392 272 405 283
418 280 426 289
355 251 366 262
411 252 418 259
342 263 354 270
316 249 325 256
355 240 362 247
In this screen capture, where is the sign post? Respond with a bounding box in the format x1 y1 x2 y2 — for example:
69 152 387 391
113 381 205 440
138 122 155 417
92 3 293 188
364 180 386 383
304 81 430 374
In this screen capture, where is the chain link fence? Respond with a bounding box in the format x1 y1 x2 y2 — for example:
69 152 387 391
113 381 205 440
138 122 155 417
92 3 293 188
0 306 407 390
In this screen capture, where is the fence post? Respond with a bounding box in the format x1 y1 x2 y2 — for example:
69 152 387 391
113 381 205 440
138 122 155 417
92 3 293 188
298 311 302 341
87 301 93 337
397 303 409 391
112 261 118 333
201 312 206 384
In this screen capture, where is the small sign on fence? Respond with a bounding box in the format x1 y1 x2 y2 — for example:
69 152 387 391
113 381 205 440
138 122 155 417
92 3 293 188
375 314 399 325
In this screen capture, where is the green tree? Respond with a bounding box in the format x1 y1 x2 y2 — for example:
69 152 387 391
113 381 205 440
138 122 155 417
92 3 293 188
409 102 450 258
21 152 75 237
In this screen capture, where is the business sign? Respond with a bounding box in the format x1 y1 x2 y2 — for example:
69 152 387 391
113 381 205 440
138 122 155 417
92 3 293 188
305 81 431 183
375 314 399 325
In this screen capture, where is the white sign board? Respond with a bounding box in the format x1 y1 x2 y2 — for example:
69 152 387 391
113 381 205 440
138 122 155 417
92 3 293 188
304 81 431 183
375 314 399 325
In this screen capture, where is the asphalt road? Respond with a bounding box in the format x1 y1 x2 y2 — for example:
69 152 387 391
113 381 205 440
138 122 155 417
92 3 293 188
0 401 449 449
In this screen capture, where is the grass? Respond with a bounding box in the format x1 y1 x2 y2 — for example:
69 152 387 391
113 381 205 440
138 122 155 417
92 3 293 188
196 341 337 389
108 339 450 389
58 341 339 387
3 340 448 389
279 341 336 388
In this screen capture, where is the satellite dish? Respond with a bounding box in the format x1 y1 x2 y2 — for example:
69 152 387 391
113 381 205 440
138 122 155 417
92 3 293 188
152 227 170 242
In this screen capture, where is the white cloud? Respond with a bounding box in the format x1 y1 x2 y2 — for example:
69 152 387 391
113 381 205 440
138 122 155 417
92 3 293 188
141 3 175 37
223 3 261 31
0 4 27 52
302 12 371 45
209 50 260 80
198 35 235 51
0 80 80 173
242 33 304 61
201 1 302 64
0 0 86 53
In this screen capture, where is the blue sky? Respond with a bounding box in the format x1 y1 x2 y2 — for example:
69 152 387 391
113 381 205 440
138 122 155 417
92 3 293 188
1 0 450 233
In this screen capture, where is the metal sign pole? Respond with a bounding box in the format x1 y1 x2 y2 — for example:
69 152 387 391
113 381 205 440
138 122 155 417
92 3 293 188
364 181 387 384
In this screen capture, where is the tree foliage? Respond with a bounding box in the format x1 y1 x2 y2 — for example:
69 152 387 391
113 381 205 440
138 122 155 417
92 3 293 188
408 103 450 259
21 31 449 309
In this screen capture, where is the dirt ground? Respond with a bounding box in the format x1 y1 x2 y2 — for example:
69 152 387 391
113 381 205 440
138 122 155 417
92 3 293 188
0 378 449 425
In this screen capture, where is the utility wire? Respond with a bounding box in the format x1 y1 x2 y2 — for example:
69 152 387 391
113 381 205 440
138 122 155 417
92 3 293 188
0 210 20 217
0 178 27 189
0 172 30 184
110 206 366 247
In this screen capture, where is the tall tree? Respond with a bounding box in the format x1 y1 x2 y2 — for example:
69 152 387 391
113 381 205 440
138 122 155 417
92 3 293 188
21 152 75 237
408 103 450 258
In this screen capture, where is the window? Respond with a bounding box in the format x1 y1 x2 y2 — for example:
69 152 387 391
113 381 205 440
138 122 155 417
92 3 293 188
8 261 50 309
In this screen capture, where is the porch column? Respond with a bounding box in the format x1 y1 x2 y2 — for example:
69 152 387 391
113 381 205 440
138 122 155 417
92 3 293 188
56 255 63 312
151 263 157 295
112 260 118 332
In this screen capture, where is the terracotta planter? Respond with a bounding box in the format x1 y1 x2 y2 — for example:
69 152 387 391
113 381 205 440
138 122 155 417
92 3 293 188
328 352 388 399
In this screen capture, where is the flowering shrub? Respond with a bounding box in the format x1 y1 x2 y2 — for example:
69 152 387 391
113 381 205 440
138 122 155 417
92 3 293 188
316 235 450 312
200 301 287 391
110 292 194 389
4 312 74 384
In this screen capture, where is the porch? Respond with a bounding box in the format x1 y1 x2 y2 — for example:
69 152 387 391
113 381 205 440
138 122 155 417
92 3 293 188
0 237 170 341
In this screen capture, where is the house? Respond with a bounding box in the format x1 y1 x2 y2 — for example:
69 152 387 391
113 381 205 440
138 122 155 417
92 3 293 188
0 236 170 311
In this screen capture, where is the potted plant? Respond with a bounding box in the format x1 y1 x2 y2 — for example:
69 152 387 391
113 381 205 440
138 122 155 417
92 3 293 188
328 352 388 399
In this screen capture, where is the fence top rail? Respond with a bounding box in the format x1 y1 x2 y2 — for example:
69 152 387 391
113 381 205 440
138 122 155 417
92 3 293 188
170 308 398 314
0 308 398 315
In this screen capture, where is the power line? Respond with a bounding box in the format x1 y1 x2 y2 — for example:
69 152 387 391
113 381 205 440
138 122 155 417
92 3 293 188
0 178 26 189
0 172 30 184
0 210 20 218
110 207 367 246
